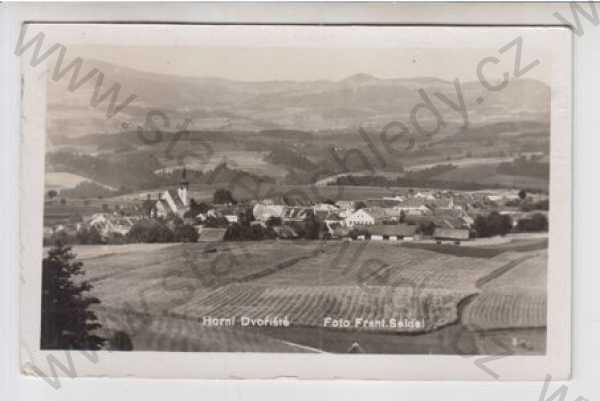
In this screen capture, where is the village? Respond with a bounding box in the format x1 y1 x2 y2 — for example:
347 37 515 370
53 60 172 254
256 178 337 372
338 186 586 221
44 168 550 246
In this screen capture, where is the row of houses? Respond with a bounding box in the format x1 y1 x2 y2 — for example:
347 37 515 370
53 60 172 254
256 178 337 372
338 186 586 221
46 169 546 244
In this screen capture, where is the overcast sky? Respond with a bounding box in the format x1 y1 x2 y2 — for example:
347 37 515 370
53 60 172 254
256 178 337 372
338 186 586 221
71 45 552 83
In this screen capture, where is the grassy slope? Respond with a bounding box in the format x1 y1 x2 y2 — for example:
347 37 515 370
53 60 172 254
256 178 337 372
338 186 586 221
74 241 543 349
461 250 547 330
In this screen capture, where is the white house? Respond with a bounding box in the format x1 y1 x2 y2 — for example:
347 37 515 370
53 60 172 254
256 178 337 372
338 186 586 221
224 214 239 224
253 203 285 221
345 209 377 226
85 213 137 237
392 199 431 216
335 200 355 210
313 203 339 213
383 195 405 202
414 192 436 200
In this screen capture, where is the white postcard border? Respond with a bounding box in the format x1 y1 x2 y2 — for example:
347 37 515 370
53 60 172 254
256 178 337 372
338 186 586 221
18 23 572 381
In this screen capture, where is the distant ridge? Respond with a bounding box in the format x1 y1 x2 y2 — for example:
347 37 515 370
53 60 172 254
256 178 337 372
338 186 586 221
48 59 550 139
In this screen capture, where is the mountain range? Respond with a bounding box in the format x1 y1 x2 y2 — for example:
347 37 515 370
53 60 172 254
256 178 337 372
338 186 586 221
47 59 550 141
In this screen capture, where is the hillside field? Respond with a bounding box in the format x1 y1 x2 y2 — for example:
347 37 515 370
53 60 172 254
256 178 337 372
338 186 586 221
462 251 547 330
61 239 548 352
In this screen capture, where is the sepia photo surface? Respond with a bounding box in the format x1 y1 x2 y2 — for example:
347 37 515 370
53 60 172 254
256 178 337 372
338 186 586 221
19 24 571 380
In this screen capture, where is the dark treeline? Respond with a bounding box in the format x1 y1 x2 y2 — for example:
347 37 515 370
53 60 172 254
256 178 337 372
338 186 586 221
496 157 549 179
48 150 274 194
331 174 542 193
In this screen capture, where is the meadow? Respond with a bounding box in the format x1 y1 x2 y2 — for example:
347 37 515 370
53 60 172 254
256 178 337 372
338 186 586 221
65 239 547 352
462 251 547 330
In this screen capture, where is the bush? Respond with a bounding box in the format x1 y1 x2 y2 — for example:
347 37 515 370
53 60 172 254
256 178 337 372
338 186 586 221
41 244 105 349
516 213 548 232
213 188 236 205
184 199 211 218
530 199 549 211
416 221 436 236
105 232 127 245
349 227 369 240
204 215 229 228
473 212 513 237
46 230 76 246
174 224 199 242
266 216 282 227
126 220 174 243
76 226 104 244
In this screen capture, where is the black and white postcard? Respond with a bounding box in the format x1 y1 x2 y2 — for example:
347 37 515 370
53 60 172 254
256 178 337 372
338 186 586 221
18 24 572 380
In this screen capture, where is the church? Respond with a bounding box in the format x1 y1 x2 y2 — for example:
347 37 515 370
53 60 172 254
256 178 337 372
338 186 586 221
145 168 190 218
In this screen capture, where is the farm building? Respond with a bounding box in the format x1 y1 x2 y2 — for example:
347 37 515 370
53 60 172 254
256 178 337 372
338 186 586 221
393 199 431 216
367 224 418 241
433 228 470 244
346 206 425 226
433 208 472 229
85 213 137 237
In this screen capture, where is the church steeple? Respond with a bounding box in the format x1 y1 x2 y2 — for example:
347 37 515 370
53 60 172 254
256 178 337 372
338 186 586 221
178 166 189 207
180 166 189 186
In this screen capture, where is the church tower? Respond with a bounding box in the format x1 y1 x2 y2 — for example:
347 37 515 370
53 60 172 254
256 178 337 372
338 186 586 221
178 167 189 207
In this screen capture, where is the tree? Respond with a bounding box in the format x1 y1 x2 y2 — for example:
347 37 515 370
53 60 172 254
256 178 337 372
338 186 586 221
204 215 229 228
127 220 174 243
60 181 116 199
354 201 367 210
76 226 103 244
516 213 548 232
238 207 254 226
109 331 133 351
213 188 236 205
304 210 321 240
47 190 58 199
531 199 549 211
174 224 199 242
416 221 436 236
473 212 513 238
519 189 527 200
224 223 275 241
41 244 105 349
187 198 210 216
